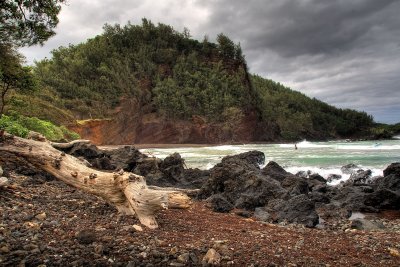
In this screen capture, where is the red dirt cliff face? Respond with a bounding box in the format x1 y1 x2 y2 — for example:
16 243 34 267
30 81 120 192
68 100 277 145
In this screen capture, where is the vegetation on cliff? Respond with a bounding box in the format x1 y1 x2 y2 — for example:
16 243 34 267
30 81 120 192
0 112 79 141
3 19 380 141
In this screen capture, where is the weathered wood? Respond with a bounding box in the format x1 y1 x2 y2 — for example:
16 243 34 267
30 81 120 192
50 139 91 149
0 133 191 229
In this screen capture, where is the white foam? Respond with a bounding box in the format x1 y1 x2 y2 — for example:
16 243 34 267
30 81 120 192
336 145 400 150
279 140 331 148
285 166 383 186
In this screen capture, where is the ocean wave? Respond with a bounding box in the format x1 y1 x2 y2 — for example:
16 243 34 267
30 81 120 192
284 166 383 185
279 140 331 148
336 145 400 150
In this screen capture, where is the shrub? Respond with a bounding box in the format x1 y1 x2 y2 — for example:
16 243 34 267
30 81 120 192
0 114 80 141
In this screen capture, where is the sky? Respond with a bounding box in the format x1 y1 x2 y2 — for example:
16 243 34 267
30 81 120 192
20 0 400 124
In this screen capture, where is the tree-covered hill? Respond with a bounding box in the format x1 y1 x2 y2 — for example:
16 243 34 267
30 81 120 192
7 19 377 143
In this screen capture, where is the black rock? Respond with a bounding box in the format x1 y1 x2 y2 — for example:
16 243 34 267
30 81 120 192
348 169 372 185
309 173 326 183
341 163 359 174
75 229 96 244
327 174 342 183
364 189 400 209
266 194 319 228
262 161 289 182
208 194 234 213
198 151 286 210
221 150 265 169
383 162 400 177
254 207 271 222
281 175 309 196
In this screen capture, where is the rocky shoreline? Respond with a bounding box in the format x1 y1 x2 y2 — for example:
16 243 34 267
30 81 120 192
1 142 400 266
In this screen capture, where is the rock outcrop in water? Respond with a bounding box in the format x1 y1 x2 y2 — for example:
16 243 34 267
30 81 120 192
4 139 399 229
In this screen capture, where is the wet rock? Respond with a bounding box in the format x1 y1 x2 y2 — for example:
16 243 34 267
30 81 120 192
202 248 221 265
75 229 96 244
341 163 359 174
295 170 309 179
309 173 326 183
327 174 342 183
348 169 372 185
350 218 385 231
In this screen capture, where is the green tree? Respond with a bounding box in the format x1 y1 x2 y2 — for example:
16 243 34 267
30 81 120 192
216 33 235 59
0 0 65 46
0 44 37 116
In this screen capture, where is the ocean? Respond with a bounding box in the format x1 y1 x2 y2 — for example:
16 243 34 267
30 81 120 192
140 138 400 185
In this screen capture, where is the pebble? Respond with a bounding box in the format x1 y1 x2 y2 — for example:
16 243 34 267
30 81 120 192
202 248 221 265
177 252 190 263
75 229 96 244
94 244 104 255
388 247 400 257
0 245 10 253
133 225 143 232
35 212 47 221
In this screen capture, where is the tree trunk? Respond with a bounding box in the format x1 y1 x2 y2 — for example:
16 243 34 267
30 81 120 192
0 133 191 229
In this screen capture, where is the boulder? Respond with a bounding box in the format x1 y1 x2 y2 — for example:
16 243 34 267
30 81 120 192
105 145 146 171
262 161 290 182
327 174 342 183
309 173 326 183
348 169 372 185
383 162 400 177
254 207 271 222
198 151 287 210
281 175 309 196
208 194 234 213
350 218 385 231
266 194 319 228
364 189 400 209
159 153 185 183
221 150 265 169
341 163 359 174
62 142 103 159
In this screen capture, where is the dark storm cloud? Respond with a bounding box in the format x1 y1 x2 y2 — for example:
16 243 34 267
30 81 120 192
19 0 400 123
199 0 399 57
196 0 400 123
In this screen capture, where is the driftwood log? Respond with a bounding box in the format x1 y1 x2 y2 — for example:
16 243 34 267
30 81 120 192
0 133 191 229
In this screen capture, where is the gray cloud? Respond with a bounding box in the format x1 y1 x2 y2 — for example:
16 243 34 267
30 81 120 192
19 0 400 123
